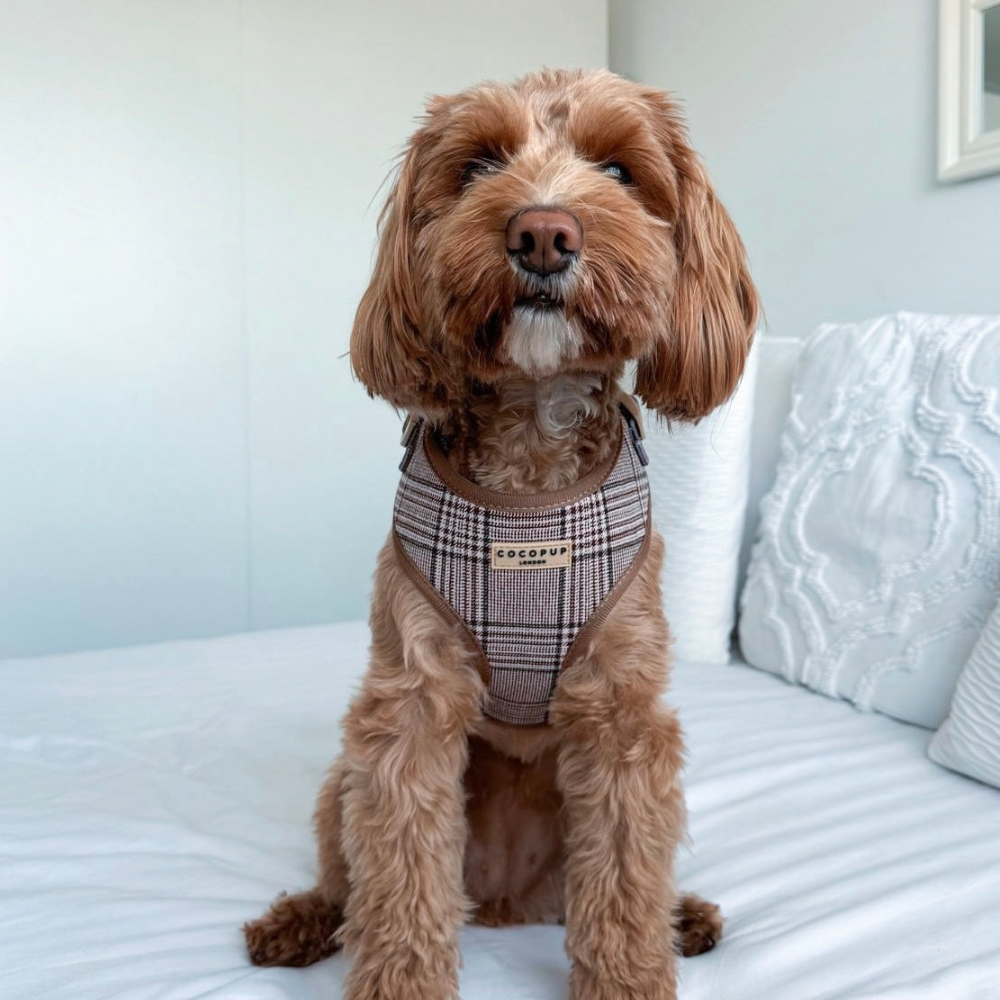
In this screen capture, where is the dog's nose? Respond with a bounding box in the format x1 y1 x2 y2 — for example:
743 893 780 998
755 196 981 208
505 208 582 276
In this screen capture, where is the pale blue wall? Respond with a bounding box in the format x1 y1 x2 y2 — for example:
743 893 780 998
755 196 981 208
0 0 608 658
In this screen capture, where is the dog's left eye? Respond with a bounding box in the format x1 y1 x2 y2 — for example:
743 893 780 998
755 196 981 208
601 162 633 185
460 159 503 186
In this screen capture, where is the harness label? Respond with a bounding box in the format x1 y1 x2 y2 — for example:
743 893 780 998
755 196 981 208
491 540 573 570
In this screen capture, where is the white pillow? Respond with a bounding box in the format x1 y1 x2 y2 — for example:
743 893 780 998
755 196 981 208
929 596 1000 788
739 312 1000 728
644 339 759 663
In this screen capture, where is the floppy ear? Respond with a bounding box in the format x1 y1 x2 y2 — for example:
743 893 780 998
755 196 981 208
634 91 760 421
350 113 452 413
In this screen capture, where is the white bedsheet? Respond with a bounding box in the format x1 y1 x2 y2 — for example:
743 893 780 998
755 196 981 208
2 623 998 1000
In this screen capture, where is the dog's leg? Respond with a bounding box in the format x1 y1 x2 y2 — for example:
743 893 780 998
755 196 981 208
555 692 685 1000
338 584 483 1000
550 535 686 1000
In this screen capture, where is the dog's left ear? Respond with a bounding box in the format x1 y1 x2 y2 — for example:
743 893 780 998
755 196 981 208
634 90 760 421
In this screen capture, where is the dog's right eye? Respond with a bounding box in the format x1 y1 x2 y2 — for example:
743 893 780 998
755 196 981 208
460 159 503 187
601 162 634 185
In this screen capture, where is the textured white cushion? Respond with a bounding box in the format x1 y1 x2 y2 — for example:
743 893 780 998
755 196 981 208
739 312 1000 728
929 596 1000 788
644 341 759 663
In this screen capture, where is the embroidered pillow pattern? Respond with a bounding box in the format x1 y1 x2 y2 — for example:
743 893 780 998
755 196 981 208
740 312 1000 727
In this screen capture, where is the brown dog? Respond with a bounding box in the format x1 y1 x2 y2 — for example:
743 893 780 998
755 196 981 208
244 68 758 1000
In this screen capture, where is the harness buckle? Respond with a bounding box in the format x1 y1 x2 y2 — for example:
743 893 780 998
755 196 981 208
619 402 649 467
399 414 423 471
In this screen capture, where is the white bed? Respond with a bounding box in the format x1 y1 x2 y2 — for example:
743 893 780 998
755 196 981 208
3 621 998 1000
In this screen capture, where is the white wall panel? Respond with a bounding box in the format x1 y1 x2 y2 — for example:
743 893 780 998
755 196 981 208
0 0 248 657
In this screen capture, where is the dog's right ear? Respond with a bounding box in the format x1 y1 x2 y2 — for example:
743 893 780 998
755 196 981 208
350 106 453 413
633 88 759 422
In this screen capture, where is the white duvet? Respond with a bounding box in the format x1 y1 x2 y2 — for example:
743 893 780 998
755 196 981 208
2 623 998 1000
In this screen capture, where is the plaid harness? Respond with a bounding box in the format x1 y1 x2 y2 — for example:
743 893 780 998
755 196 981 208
392 405 651 726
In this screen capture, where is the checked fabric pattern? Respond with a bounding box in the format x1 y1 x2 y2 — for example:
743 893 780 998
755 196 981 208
393 417 650 725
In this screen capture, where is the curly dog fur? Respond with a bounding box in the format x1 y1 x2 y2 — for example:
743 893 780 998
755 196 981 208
244 68 757 1000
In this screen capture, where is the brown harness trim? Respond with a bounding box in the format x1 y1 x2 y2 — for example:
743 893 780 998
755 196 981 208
558 510 653 677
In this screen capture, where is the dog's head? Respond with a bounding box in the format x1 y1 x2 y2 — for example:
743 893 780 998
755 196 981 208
350 69 759 421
